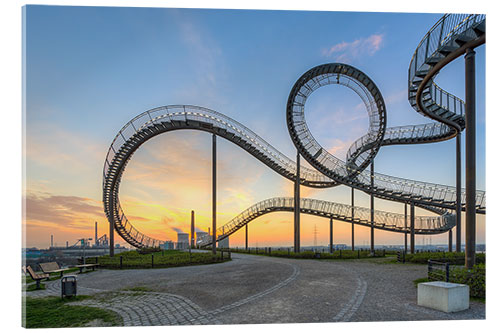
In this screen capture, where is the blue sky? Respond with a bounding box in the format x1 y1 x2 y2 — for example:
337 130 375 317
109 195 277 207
24 5 485 248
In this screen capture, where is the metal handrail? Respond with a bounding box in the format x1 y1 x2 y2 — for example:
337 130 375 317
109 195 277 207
198 196 455 246
409 14 484 121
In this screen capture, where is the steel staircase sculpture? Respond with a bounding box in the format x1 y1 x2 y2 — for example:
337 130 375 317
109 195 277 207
102 13 485 249
197 197 455 247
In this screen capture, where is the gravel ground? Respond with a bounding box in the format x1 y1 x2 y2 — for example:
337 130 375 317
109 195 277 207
27 252 485 324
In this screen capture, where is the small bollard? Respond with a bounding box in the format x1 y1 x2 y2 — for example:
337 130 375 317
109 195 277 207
288 248 290 256
403 251 406 263
120 256 123 269
357 249 360 259
152 254 154 268
339 250 342 259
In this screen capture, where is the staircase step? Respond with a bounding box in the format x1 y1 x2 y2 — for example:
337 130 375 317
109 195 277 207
414 70 428 78
437 45 456 56
472 21 486 35
425 55 444 65
454 32 476 47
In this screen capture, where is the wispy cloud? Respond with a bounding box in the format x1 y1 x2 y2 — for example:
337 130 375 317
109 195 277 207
384 89 407 106
322 34 384 62
170 11 227 105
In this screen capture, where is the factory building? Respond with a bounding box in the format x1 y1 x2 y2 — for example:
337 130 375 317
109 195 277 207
162 241 175 250
196 231 208 246
177 232 189 249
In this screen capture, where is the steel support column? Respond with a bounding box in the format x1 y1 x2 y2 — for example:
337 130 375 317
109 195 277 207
351 187 355 251
404 203 408 253
190 210 195 248
465 48 476 269
410 202 415 254
370 161 374 254
294 150 300 253
329 218 333 254
212 133 217 255
109 210 114 257
456 134 462 252
245 224 248 251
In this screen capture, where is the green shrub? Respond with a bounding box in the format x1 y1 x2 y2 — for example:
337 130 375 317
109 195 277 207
426 262 485 299
229 248 386 260
449 264 485 298
136 247 162 255
404 252 485 265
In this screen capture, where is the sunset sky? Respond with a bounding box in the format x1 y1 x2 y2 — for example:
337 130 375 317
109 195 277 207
23 6 486 249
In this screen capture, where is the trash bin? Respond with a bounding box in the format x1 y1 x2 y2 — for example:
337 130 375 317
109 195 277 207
61 275 77 299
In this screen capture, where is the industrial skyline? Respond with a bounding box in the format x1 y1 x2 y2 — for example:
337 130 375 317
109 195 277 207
23 6 485 249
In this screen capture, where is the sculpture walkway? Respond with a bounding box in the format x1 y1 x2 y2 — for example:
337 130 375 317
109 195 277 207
102 14 485 249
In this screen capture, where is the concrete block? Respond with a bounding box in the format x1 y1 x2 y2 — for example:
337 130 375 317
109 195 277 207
417 281 469 313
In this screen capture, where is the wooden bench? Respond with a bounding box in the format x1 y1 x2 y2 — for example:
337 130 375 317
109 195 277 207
39 262 70 278
26 266 49 289
72 263 99 273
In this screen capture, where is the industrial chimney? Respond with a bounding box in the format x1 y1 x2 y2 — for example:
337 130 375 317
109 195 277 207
95 221 98 246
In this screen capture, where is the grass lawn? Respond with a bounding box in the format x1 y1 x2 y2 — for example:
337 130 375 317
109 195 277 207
93 249 231 269
24 283 46 292
23 296 122 328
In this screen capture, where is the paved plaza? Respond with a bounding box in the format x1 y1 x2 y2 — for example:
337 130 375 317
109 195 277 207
26 253 485 326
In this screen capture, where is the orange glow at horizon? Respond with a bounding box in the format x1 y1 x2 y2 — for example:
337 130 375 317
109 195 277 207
24 130 486 249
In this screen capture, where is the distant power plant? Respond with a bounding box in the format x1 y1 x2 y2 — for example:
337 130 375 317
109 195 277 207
177 232 189 249
92 221 109 248
196 231 208 246
162 240 175 250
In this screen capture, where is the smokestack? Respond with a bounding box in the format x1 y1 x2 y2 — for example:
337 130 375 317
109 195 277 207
208 227 210 237
66 241 68 248
95 221 98 246
190 210 195 248
51 235 53 248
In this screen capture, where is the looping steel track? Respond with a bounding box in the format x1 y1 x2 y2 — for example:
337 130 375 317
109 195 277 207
102 14 485 249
